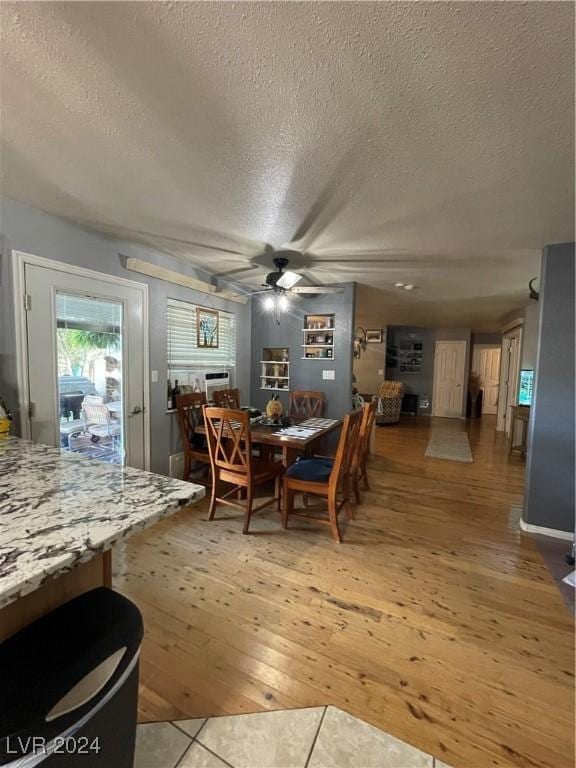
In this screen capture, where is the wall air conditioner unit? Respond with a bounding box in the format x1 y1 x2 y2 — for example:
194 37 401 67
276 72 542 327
205 370 233 402
182 369 234 402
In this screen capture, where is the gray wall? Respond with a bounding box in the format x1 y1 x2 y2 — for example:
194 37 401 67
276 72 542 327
250 284 355 419
0 197 252 476
523 243 575 533
386 325 472 416
386 326 436 402
521 302 540 370
472 332 501 346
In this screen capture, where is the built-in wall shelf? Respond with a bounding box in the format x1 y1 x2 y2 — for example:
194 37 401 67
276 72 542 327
302 314 335 360
261 347 290 391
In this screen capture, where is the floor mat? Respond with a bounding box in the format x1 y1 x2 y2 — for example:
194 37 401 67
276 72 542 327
425 429 473 463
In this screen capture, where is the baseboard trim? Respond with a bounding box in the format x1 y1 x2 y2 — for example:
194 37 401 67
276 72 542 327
519 518 574 541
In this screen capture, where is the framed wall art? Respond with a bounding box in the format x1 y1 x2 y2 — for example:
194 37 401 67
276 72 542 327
197 307 219 348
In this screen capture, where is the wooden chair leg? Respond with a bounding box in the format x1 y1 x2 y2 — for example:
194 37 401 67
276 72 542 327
282 481 292 529
328 491 342 543
361 460 370 490
242 487 254 535
182 453 191 481
275 474 282 515
352 473 361 507
208 473 219 520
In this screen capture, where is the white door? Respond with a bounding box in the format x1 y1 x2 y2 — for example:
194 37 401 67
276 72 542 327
22 262 148 469
432 341 467 418
471 345 501 415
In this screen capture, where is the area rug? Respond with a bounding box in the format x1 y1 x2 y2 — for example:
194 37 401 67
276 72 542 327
425 430 473 463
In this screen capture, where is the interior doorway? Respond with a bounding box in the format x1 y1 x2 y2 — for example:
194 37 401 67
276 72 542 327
496 326 523 434
471 345 501 415
14 252 150 469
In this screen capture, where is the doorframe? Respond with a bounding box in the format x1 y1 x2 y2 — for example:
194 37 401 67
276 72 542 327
13 250 151 470
496 324 523 433
432 339 468 418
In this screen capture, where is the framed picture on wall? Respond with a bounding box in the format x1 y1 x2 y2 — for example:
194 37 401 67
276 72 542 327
197 307 219 348
366 329 383 343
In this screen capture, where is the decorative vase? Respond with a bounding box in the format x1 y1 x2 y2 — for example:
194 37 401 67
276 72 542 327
266 394 283 422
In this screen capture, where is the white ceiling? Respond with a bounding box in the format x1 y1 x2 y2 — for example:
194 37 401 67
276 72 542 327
1 1 573 329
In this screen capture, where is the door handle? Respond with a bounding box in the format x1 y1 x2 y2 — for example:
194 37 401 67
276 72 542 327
130 406 143 416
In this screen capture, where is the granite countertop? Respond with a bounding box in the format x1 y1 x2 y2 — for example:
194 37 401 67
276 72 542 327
0 436 205 609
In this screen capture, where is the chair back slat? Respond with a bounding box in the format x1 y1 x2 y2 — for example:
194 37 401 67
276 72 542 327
204 407 251 474
331 408 363 486
176 392 207 451
351 401 377 473
212 388 241 409
81 402 110 425
289 390 325 418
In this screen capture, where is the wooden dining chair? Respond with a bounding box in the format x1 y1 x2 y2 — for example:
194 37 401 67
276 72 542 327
282 409 363 542
350 400 377 504
212 388 241 409
289 390 325 419
176 392 210 481
204 406 285 534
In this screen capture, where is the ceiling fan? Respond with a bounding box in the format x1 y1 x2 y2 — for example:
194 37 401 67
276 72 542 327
253 252 344 295
233 250 344 322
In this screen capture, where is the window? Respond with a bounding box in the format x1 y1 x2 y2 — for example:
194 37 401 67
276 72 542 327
167 299 236 382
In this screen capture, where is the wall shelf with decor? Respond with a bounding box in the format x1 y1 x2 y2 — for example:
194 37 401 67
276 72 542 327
302 314 335 360
398 340 423 373
260 347 290 391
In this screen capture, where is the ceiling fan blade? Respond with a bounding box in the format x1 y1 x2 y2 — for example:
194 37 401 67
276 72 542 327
212 264 261 278
290 286 344 294
276 270 302 289
232 288 271 297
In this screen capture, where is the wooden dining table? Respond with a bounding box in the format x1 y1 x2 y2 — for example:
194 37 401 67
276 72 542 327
195 417 342 467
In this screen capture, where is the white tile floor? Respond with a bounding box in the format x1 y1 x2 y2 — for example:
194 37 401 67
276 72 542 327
134 706 451 768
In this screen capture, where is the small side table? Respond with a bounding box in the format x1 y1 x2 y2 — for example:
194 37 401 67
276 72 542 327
401 392 419 416
509 405 530 457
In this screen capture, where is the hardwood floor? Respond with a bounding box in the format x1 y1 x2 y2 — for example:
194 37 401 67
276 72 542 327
116 416 574 768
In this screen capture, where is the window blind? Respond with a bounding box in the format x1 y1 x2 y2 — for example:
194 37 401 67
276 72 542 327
167 298 236 371
55 292 122 333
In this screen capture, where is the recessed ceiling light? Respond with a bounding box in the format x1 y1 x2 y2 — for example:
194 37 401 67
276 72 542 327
404 284 415 291
395 282 405 288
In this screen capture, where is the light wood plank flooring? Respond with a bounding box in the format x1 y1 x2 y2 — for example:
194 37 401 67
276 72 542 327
116 416 574 768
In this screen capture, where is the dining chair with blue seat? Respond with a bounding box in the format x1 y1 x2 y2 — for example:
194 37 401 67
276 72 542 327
282 408 363 543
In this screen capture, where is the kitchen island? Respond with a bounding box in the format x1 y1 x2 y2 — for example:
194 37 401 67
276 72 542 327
0 436 205 640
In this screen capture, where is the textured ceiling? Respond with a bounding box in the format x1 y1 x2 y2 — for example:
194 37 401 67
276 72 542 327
1 1 573 329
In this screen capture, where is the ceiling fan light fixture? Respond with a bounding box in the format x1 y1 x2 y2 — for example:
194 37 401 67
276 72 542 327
263 295 275 311
276 270 302 290
395 282 405 288
278 295 290 312
403 284 415 291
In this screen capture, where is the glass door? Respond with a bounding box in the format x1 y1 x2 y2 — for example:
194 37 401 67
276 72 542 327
56 292 124 464
23 262 147 469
